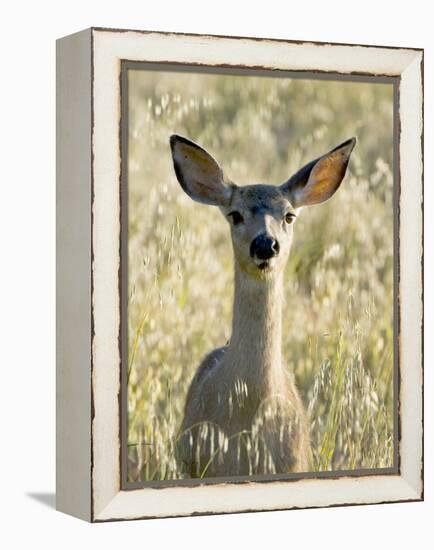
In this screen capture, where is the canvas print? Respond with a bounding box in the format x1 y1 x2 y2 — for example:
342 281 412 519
124 66 395 484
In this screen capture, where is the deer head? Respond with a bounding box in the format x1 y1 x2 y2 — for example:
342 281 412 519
170 135 356 279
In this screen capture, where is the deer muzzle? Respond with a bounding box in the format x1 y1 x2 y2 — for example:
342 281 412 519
250 234 280 261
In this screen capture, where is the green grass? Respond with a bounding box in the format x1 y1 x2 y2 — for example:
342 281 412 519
126 69 394 481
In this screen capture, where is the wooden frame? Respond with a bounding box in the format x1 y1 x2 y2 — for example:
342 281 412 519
56 27 423 522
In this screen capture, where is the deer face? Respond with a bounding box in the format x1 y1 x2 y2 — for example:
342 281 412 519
170 135 356 279
223 184 296 277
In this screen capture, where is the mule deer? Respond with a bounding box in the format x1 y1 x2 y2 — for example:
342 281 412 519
170 134 356 478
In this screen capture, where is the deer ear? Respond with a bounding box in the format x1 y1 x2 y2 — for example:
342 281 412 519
280 138 356 208
170 135 232 206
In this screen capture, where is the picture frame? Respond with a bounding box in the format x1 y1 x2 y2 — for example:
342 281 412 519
56 27 423 522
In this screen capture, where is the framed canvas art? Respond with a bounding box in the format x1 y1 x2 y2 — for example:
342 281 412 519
56 27 423 521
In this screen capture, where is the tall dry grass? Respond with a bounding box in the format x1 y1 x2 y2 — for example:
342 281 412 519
126 69 394 481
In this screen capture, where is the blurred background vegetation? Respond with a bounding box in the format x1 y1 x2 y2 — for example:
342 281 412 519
126 68 394 482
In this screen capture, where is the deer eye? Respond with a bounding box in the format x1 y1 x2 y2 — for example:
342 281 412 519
228 211 244 225
285 212 296 224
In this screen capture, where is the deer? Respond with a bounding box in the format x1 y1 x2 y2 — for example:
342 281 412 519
169 134 356 478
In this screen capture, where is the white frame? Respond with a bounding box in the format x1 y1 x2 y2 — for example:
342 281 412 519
56 27 423 522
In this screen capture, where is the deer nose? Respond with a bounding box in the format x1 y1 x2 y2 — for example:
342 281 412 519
250 234 280 260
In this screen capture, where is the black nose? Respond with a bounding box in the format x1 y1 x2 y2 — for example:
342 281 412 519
250 234 280 260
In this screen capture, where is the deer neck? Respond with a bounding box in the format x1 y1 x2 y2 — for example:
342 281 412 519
225 265 285 396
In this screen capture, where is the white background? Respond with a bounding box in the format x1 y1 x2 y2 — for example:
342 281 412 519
1 1 431 548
